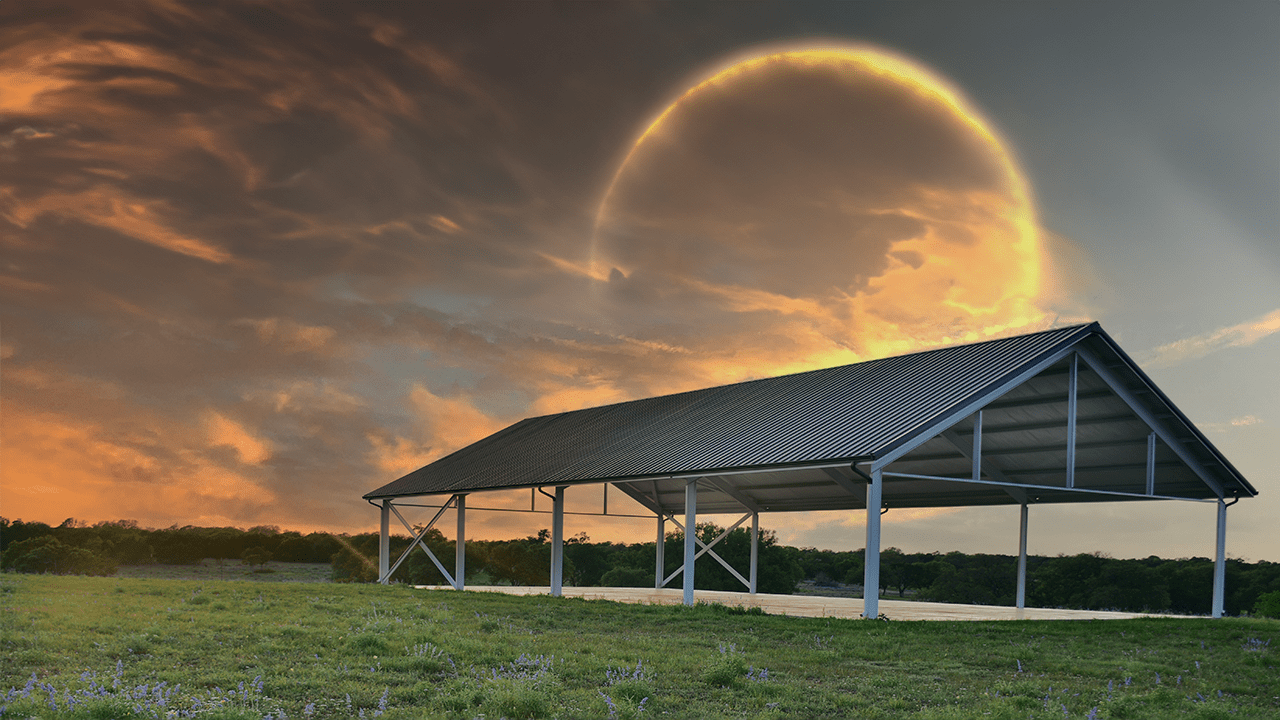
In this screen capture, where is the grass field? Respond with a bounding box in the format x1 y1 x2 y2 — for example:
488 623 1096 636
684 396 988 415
113 562 334 584
1 575 1276 719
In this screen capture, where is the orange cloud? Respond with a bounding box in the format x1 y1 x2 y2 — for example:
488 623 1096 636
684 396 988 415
236 318 338 354
204 412 273 465
1144 308 1280 368
369 385 509 476
4 185 234 264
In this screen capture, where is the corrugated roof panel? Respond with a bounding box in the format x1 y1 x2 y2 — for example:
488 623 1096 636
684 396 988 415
367 324 1098 499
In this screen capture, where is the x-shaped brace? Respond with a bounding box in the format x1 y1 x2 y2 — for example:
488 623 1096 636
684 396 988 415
382 496 459 588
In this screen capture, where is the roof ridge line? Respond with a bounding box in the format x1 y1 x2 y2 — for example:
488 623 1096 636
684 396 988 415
524 321 1099 421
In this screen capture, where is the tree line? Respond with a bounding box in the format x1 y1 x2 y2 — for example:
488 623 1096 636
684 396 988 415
3 517 1278 616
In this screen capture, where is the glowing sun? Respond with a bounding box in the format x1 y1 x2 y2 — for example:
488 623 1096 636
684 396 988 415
592 43 1048 369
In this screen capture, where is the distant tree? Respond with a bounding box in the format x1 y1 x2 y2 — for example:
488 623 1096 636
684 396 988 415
482 534 551 586
241 547 273 570
0 518 55 554
92 520 153 564
151 531 205 565
2 535 117 576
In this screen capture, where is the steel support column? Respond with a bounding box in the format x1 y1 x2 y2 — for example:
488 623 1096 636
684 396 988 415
1066 353 1078 489
1146 432 1157 495
1213 498 1227 618
1016 503 1028 610
749 511 759 594
655 514 666 589
379 499 390 585
455 494 466 591
551 486 565 597
683 479 697 606
972 410 983 481
863 469 883 618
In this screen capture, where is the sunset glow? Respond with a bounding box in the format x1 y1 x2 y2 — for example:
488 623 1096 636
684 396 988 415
1 4 1274 561
592 43 1048 385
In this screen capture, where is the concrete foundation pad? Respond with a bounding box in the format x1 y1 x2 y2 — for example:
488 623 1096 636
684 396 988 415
414 585 1189 621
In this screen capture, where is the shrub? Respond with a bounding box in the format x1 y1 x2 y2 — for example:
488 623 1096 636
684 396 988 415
331 545 379 583
1255 590 1280 619
702 644 748 687
600 565 652 588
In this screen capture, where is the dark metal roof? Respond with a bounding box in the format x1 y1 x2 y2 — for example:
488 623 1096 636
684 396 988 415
365 322 1256 510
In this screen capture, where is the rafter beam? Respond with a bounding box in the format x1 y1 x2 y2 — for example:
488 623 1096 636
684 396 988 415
873 344 1079 472
940 427 1028 503
704 476 763 513
821 467 868 507
1073 346 1225 497
612 481 664 516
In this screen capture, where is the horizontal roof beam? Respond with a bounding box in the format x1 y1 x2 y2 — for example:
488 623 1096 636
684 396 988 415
987 460 1183 477
982 388 1112 411
654 479 837 495
902 437 1159 463
949 413 1137 437
952 412 1141 435
880 470 1216 503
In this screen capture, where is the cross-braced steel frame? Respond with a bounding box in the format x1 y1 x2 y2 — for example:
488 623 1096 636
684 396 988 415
370 480 762 604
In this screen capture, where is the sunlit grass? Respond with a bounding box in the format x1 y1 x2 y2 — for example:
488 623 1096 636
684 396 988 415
1 574 1276 718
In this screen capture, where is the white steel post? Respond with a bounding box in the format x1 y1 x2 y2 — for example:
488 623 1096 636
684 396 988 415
749 511 759 594
972 410 983 481
379 499 391 584
1146 432 1157 495
655 514 666 588
551 486 565 597
863 469 883 618
1016 503 1028 610
1212 498 1227 618
683 479 697 606
1066 353 1078 489
455 494 466 591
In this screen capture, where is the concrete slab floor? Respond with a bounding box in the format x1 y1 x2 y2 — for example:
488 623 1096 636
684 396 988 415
413 585 1192 621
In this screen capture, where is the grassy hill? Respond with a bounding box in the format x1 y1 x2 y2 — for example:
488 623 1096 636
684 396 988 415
1 574 1276 719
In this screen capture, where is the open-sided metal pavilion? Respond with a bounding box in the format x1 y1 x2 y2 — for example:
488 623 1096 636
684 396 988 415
364 323 1258 618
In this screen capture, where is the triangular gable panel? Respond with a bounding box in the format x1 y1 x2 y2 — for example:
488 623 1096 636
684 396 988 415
880 344 1247 508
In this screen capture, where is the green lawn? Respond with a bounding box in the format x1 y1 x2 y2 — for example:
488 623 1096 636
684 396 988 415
1 574 1276 719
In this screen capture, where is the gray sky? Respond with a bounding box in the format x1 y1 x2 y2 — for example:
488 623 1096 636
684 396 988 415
2 1 1276 561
